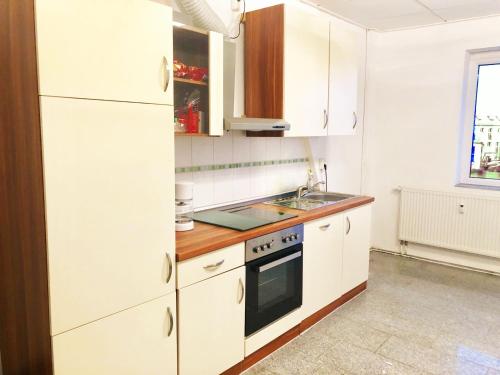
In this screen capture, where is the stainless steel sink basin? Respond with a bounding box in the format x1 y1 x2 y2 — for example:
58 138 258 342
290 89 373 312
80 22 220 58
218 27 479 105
302 192 355 202
264 192 356 211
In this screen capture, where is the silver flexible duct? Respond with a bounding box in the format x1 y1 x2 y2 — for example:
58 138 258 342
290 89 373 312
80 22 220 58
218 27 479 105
176 0 229 35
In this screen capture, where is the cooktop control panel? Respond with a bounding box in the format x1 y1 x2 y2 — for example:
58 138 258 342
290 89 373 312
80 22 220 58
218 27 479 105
245 224 304 262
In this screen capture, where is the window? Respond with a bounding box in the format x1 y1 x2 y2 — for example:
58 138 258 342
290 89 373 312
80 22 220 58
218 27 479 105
459 50 500 188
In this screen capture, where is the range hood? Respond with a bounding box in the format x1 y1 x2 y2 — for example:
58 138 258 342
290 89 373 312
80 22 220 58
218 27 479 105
223 40 291 133
224 118 290 132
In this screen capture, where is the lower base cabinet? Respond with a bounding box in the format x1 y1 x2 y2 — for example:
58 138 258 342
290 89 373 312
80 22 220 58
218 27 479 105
302 214 344 318
342 204 372 294
52 293 177 375
178 266 245 375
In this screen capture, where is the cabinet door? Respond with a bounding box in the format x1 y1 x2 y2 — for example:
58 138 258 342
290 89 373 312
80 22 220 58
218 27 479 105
41 97 175 335
209 31 224 136
178 266 245 375
284 6 330 137
342 205 372 294
53 293 177 375
36 0 173 105
303 214 344 318
328 19 366 135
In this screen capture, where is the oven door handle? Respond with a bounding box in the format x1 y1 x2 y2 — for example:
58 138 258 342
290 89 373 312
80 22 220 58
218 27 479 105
257 251 302 273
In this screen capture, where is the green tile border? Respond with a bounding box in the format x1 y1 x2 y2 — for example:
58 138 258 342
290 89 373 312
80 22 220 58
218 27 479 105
175 158 309 174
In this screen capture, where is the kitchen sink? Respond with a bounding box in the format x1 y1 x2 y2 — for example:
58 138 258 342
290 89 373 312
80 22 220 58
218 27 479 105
302 192 355 202
265 192 356 211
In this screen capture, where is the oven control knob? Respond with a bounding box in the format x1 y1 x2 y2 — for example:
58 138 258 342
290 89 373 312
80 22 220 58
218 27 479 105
253 247 259 253
286 236 293 242
266 242 272 249
282 237 287 243
291 234 298 240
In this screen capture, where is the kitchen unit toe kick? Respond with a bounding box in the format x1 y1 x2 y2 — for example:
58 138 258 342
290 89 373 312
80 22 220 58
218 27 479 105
176 195 374 261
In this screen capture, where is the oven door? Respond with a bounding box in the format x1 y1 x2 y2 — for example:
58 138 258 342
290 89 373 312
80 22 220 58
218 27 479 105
245 244 303 336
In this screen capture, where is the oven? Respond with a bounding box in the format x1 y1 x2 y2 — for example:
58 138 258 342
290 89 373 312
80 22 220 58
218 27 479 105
245 224 304 336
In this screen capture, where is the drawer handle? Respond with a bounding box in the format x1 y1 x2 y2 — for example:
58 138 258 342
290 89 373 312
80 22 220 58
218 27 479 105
203 260 225 271
166 307 174 337
346 216 351 235
319 223 331 231
353 111 358 130
238 278 245 304
166 252 173 284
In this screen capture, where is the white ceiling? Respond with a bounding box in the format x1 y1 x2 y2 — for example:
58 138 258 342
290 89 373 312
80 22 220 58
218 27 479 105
304 0 500 30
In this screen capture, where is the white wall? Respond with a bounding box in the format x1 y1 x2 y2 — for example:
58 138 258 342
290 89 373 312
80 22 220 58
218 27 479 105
364 16 500 272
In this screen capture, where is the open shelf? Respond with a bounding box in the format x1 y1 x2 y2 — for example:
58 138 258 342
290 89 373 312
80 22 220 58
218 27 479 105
174 77 208 86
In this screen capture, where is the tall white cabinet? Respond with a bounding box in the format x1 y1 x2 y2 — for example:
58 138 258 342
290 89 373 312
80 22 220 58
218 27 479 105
35 1 176 373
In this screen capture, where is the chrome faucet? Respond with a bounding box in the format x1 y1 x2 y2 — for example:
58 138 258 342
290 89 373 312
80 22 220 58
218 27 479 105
296 185 309 199
296 181 325 199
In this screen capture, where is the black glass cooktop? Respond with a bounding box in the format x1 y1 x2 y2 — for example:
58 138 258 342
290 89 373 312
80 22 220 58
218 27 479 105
194 206 297 231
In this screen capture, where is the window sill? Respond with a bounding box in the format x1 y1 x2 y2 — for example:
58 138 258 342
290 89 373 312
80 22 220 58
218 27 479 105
455 183 500 192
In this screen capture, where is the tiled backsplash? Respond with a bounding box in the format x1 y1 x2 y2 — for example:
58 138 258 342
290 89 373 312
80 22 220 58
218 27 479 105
175 131 310 208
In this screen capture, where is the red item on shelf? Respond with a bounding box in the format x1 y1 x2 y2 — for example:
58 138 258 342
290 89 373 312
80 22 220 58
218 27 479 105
173 59 189 78
188 66 208 81
186 105 199 133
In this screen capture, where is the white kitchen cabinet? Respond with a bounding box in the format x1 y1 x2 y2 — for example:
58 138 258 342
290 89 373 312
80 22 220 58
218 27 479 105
41 97 175 335
53 293 177 375
302 213 344 318
178 266 245 375
35 0 173 105
342 205 372 293
283 5 330 137
328 19 367 135
245 4 330 137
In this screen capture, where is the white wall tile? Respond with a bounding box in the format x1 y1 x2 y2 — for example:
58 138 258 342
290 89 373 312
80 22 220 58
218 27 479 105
266 138 282 160
250 166 267 197
250 138 267 162
192 171 213 208
233 133 250 162
281 138 306 159
214 134 233 164
192 137 214 165
233 168 251 201
174 136 192 168
213 169 234 204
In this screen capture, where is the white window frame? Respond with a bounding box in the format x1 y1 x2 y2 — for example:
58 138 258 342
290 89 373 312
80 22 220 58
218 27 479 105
458 49 500 189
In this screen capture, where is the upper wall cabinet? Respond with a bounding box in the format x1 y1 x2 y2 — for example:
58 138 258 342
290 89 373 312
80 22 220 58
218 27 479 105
173 25 224 136
245 4 330 137
328 19 366 136
35 0 173 105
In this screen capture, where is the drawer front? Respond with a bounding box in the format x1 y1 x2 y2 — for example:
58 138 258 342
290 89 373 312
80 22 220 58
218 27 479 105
177 243 244 289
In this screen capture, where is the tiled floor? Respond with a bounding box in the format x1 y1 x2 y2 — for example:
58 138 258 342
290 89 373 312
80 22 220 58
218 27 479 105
245 251 500 375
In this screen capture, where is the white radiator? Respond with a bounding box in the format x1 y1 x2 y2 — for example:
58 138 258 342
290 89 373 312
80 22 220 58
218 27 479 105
399 187 500 259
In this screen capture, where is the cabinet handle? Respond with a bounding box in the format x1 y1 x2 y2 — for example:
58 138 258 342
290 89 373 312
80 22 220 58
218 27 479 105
323 109 329 129
203 259 224 271
162 56 170 92
352 112 358 130
319 223 331 231
346 216 351 235
166 307 174 337
238 278 245 304
166 252 173 284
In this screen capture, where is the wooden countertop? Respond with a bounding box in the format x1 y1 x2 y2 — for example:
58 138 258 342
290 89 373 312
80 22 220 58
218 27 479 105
176 195 374 261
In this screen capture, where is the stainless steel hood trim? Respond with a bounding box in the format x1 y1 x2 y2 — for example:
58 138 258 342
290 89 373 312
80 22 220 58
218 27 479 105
224 117 291 132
